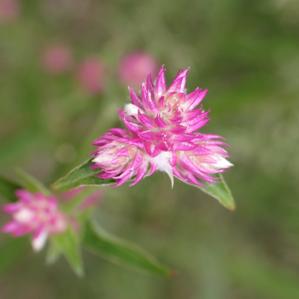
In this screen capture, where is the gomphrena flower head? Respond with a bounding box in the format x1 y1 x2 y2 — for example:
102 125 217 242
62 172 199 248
93 66 232 187
2 190 67 251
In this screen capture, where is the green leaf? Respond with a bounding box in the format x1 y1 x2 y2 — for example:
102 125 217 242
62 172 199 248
84 221 172 277
51 229 83 277
200 174 235 211
15 169 50 195
0 176 21 202
52 159 114 191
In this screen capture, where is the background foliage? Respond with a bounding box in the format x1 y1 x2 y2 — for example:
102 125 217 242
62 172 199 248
1 0 299 298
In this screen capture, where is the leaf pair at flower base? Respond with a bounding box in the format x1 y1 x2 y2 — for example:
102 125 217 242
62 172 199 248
0 154 234 277
52 159 235 211
45 220 171 277
48 159 235 275
0 173 171 277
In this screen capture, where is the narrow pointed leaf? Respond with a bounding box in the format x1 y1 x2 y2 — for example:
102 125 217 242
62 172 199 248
0 176 21 202
51 229 84 277
53 159 114 191
200 174 235 210
84 221 172 276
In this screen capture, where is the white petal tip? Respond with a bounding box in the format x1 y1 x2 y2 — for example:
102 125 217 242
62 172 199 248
32 231 48 252
152 151 175 187
213 155 233 169
92 156 101 164
169 175 174 189
124 103 139 116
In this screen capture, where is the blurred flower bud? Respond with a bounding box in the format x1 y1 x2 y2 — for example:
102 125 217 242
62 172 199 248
41 44 73 74
0 0 19 23
77 57 105 94
119 52 158 87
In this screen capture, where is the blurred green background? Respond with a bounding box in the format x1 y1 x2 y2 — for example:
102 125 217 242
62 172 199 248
1 0 299 298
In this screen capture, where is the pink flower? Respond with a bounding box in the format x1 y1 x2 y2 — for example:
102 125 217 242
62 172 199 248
77 57 105 94
41 44 73 74
92 66 232 187
0 0 19 23
2 190 67 251
119 52 158 87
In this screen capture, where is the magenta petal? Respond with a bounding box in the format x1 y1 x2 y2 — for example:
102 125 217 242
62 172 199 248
155 65 166 97
187 89 208 110
168 68 189 93
129 87 141 106
130 164 148 186
173 142 197 151
3 203 19 213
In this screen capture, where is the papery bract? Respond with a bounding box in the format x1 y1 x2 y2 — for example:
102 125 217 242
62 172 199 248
2 190 67 251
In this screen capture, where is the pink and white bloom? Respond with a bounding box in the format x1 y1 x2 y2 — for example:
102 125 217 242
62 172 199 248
119 52 158 87
41 44 73 74
93 66 232 187
77 57 105 94
2 190 67 251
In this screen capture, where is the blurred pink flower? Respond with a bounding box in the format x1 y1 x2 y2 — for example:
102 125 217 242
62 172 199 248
0 0 19 23
93 66 232 187
77 57 105 94
119 52 158 87
41 44 73 74
2 190 67 251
